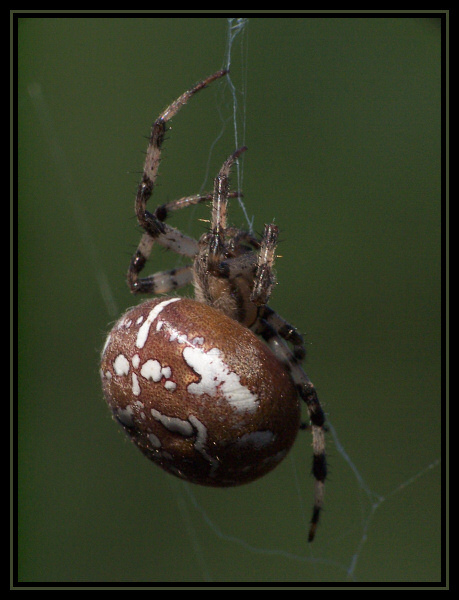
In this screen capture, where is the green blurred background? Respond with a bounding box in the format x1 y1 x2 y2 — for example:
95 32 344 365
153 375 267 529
17 16 442 584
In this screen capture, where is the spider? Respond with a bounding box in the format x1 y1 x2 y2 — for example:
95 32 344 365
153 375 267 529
100 70 326 542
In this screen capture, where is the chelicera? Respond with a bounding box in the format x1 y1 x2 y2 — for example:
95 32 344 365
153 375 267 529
100 70 327 542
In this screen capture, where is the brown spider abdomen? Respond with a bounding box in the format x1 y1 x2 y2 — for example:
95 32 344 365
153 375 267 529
100 297 301 486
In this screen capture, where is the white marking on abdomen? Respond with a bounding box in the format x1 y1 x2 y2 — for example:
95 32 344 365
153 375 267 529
148 432 161 448
183 346 259 413
140 359 162 382
136 297 181 349
188 415 219 474
116 406 134 427
101 333 111 358
113 354 130 376
132 372 140 396
151 408 194 436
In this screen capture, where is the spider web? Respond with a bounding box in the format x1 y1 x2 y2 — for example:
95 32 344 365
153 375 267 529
26 17 442 585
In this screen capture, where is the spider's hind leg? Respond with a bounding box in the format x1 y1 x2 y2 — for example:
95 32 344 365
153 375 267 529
258 305 306 361
254 317 327 543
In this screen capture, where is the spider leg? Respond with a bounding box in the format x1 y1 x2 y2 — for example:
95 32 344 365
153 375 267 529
127 70 229 294
253 317 327 543
215 253 258 280
127 264 193 295
251 223 279 307
135 69 228 232
129 192 243 293
128 228 199 293
207 146 247 272
225 228 261 252
154 191 241 222
258 305 306 360
250 224 306 357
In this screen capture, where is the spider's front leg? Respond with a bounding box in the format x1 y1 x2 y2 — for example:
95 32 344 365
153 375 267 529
135 69 228 233
126 70 229 294
250 223 279 307
206 146 247 274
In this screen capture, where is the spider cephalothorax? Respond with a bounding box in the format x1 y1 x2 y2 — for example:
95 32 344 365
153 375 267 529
100 70 327 542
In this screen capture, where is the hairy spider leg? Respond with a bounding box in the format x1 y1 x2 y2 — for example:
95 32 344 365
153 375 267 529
127 70 229 293
251 223 279 307
153 191 241 223
254 318 327 543
136 68 228 231
258 305 306 360
207 146 248 273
